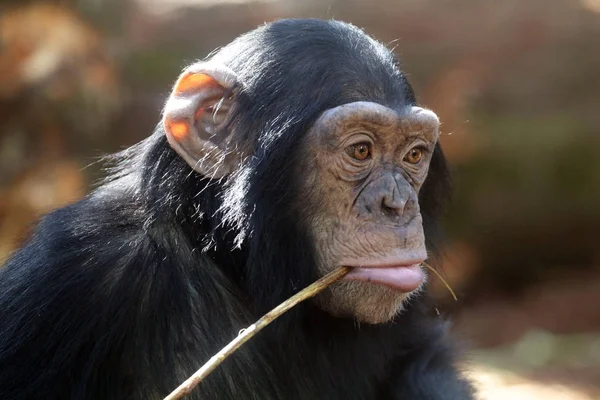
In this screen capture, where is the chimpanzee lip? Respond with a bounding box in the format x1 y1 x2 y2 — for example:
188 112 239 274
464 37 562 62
348 259 425 269
342 262 426 292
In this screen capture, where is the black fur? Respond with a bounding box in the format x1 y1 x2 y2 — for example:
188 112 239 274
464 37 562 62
0 19 473 399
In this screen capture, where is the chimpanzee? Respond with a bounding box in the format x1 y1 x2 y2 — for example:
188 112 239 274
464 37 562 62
0 19 475 400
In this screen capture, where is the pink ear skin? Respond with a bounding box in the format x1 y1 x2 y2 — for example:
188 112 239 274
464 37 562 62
175 73 222 95
162 63 240 179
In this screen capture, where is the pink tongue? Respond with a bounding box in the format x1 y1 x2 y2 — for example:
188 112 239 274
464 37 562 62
345 264 425 292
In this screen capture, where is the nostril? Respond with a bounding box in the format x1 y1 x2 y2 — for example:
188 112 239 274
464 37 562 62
381 203 397 217
381 189 411 217
381 197 402 217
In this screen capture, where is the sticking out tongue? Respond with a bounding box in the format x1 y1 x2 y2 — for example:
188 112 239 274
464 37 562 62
344 264 425 292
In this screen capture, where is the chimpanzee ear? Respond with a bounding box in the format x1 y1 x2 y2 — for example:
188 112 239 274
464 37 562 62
163 62 241 178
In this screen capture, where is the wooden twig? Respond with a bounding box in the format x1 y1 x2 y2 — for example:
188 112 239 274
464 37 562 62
422 261 458 301
163 266 351 400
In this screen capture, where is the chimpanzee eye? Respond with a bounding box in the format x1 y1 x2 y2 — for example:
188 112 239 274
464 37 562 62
346 142 371 161
404 147 424 165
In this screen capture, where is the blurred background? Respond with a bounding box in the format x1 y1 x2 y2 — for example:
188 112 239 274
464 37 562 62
1 0 599 398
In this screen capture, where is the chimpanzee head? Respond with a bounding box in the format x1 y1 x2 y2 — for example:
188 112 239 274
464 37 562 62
161 19 447 324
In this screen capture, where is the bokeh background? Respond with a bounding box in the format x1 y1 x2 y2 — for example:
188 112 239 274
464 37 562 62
1 0 599 398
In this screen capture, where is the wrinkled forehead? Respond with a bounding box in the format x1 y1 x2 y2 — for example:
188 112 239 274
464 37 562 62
310 101 440 142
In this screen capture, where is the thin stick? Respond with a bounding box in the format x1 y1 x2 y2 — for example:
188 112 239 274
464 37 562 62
163 266 351 400
422 262 458 301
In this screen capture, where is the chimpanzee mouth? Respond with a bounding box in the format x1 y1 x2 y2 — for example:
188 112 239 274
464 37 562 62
343 263 425 292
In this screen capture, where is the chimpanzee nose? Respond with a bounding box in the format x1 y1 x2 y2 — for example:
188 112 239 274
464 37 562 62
356 172 415 221
381 186 408 217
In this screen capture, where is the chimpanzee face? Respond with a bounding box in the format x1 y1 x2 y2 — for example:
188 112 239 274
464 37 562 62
300 101 440 324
